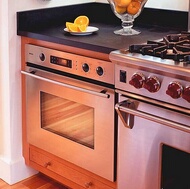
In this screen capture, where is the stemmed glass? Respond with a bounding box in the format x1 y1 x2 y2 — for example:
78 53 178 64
107 0 148 35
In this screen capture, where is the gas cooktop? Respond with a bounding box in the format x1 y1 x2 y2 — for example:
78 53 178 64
128 32 190 62
117 32 190 74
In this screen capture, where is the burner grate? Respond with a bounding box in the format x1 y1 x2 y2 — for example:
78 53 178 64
129 32 190 62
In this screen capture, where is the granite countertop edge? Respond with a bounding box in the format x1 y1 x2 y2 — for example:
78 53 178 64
17 29 116 54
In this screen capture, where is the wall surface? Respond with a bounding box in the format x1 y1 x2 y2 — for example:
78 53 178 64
145 0 189 11
96 0 189 11
16 0 94 11
0 0 93 185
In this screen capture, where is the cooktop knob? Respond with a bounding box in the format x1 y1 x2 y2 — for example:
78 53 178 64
182 86 190 103
39 53 45 61
143 76 160 93
82 63 89 72
129 73 145 89
166 81 183 99
96 66 104 76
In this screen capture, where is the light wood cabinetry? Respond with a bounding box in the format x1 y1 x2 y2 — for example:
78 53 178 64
21 37 116 189
29 146 115 189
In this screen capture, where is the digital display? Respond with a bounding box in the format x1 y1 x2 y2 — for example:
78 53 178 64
50 56 72 68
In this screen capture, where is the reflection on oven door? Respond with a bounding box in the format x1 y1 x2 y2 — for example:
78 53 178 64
41 92 94 149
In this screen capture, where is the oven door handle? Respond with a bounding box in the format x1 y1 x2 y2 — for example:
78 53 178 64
115 100 190 132
21 71 110 98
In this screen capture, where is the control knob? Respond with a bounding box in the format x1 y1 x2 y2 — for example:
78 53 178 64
143 76 160 93
96 66 104 76
166 81 183 99
39 53 45 61
129 73 145 89
82 63 89 72
182 86 190 103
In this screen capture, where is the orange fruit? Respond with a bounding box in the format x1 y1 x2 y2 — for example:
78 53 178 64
66 22 73 30
74 16 89 27
68 23 79 32
115 5 127 14
65 16 90 32
114 0 131 7
127 1 141 15
78 24 87 32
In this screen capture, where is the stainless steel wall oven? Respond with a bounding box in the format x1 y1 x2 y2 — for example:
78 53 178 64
22 44 115 181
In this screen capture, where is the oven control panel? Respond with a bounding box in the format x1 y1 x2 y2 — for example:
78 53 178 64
115 64 190 108
25 44 114 85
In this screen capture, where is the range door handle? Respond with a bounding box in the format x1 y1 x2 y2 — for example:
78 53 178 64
115 99 190 133
21 70 110 99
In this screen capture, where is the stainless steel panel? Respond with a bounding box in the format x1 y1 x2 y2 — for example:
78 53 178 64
116 91 190 189
25 44 114 84
22 68 115 181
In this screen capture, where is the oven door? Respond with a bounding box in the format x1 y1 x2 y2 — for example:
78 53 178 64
22 68 115 181
115 90 190 189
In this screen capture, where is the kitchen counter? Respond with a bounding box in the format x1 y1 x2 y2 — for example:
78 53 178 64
17 3 188 54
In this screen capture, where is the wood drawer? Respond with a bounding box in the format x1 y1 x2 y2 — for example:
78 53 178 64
30 148 114 189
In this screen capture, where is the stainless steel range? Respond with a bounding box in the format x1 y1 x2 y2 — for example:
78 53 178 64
110 32 190 189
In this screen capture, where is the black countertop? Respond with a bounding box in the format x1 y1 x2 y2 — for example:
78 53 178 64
17 3 188 54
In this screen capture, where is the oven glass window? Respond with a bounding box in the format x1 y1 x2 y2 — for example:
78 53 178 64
161 145 190 189
40 92 94 148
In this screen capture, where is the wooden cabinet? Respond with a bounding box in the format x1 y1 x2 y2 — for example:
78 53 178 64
29 147 115 189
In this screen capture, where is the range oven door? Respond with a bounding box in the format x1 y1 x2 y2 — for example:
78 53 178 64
115 90 190 189
22 68 115 181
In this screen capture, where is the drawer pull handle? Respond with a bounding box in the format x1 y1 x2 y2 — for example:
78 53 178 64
44 162 51 168
84 182 93 188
